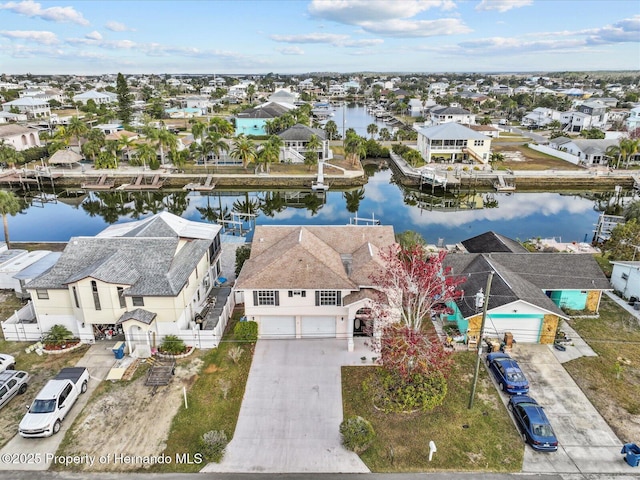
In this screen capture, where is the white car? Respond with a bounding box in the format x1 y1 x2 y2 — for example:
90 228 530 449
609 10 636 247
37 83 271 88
0 354 16 373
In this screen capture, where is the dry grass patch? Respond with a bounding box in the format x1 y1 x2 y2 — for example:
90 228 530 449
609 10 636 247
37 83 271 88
563 295 640 442
492 144 583 171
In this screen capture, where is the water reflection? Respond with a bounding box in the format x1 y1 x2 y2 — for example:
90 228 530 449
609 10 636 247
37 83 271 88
8 168 636 245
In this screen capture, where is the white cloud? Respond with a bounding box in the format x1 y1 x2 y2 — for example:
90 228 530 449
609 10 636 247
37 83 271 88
85 30 102 41
271 33 349 44
475 0 533 13
360 18 471 37
270 32 383 48
308 0 456 24
583 15 640 44
0 0 89 25
0 29 58 44
277 46 304 55
105 20 135 32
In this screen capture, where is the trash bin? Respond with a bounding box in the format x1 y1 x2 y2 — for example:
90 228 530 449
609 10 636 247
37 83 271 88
112 341 126 360
634 302 640 311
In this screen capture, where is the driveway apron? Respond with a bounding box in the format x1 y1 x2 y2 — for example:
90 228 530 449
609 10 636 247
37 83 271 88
203 339 370 473
511 344 629 475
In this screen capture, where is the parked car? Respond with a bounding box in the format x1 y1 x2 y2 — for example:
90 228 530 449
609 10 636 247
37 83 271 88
0 370 30 410
486 352 529 394
0 354 16 373
508 395 558 452
19 367 89 438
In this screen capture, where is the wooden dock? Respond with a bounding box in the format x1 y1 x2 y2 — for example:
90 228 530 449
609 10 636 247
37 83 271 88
81 174 115 190
183 174 216 191
494 175 516 192
120 174 165 191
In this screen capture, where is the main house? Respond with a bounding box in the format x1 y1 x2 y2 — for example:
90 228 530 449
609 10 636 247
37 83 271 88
13 213 225 354
234 225 396 350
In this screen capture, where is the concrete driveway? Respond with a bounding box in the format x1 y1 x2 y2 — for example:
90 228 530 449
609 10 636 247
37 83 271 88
510 344 630 475
203 339 370 473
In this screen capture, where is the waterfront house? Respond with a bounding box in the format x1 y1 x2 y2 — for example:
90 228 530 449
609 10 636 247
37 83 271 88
427 105 476 126
415 122 491 164
0 124 42 151
234 225 396 350
443 251 611 345
5 213 226 354
627 106 640 133
610 261 640 302
1 97 50 119
561 138 619 166
277 124 331 162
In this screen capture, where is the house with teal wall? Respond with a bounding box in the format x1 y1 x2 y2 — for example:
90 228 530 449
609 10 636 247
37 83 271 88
443 250 610 345
234 102 292 137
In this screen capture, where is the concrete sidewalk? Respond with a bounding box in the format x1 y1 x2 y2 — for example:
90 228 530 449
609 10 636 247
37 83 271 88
202 339 371 473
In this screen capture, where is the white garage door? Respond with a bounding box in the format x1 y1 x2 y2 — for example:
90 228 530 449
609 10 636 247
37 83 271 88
260 316 296 339
301 316 336 338
483 316 542 343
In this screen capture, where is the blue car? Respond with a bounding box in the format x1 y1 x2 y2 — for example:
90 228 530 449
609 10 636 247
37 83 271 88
486 352 529 394
508 395 558 452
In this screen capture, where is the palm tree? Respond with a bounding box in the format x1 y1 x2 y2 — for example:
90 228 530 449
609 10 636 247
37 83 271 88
104 140 120 168
378 128 391 142
258 143 279 173
67 116 89 148
344 132 366 167
306 134 322 160
117 135 136 163
208 117 234 137
367 123 379 139
135 142 157 170
324 120 339 141
0 190 22 248
206 131 230 166
230 135 257 170
190 120 208 144
156 129 178 166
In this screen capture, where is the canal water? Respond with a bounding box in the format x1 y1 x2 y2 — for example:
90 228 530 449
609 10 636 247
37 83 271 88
6 167 620 245
329 103 389 138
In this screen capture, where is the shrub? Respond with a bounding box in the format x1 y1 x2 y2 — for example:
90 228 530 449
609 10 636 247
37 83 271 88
339 416 375 454
42 324 75 347
235 244 251 276
218 378 231 399
234 320 258 342
160 334 187 355
227 345 244 364
364 370 448 413
200 430 228 461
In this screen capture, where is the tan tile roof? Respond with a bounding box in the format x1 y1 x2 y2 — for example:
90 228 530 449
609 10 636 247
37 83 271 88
236 225 395 290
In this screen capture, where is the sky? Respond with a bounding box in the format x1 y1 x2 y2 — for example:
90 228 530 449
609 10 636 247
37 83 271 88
0 0 638 75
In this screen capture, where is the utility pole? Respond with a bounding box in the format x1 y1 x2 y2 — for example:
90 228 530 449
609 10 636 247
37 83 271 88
468 271 494 410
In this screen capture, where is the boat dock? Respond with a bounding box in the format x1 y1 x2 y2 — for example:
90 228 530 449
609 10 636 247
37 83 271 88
81 174 115 190
494 174 516 192
118 174 165 191
183 174 216 191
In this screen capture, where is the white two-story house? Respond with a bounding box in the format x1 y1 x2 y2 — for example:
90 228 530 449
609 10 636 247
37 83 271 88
234 225 397 350
22 212 224 354
415 122 492 165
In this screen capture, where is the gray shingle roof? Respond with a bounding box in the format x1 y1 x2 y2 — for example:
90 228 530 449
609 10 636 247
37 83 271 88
117 308 157 325
444 251 610 318
278 123 326 141
462 231 528 253
27 212 217 296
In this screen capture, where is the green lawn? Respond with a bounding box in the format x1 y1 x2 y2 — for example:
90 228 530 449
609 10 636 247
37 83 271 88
342 352 523 472
149 311 254 472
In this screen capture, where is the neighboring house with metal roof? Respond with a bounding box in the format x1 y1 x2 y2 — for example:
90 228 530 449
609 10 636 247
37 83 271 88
1 97 50 119
277 124 331 162
234 101 293 136
442 252 611 346
415 122 492 164
234 225 397 350
0 124 41 151
12 212 225 354
72 90 116 106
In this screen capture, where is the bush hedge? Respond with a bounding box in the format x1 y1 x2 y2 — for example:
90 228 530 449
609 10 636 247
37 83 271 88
339 415 375 454
233 321 258 342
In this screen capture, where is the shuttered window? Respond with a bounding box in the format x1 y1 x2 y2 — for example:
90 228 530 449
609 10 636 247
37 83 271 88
315 290 341 306
253 290 279 306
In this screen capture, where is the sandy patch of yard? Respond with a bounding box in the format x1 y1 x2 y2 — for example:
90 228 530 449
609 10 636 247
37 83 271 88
60 356 203 472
